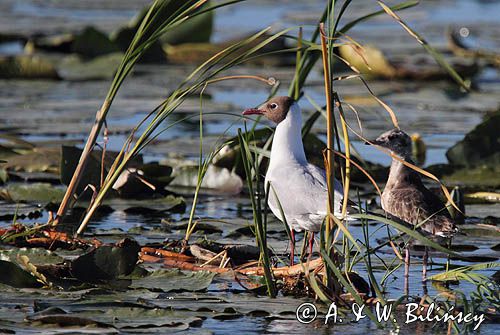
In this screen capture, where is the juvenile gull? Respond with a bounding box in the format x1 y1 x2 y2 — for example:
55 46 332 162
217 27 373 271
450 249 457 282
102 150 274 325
243 96 345 264
368 128 457 282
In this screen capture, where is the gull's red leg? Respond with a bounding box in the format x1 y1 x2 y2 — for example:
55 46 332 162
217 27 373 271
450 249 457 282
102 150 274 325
308 232 315 257
290 229 295 266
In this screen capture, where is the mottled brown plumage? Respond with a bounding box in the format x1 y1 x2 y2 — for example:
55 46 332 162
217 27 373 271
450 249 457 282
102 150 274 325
369 128 459 285
369 128 458 285
371 128 457 237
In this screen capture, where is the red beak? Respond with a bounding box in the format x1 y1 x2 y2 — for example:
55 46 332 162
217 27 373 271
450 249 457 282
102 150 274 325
242 108 264 116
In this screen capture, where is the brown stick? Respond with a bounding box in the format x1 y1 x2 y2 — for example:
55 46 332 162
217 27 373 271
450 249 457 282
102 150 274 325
140 247 194 262
140 252 323 278
239 258 323 277
162 258 229 273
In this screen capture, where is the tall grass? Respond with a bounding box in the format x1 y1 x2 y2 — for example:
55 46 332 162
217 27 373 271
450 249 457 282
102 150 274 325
71 27 294 236
53 0 244 227
238 127 276 297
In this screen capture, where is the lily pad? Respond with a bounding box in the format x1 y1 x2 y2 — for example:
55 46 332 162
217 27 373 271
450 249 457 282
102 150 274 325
0 55 59 79
442 165 500 188
80 307 202 330
2 147 60 173
105 195 186 214
0 260 42 288
0 183 65 203
111 26 165 63
0 248 64 265
57 52 124 81
446 109 500 168
70 238 141 282
28 313 115 329
71 27 120 58
130 269 216 292
31 33 74 53
164 32 292 65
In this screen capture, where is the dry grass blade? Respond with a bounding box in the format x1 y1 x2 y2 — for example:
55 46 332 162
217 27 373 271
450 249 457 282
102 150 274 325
334 94 351 218
378 1 470 91
334 150 382 197
319 22 335 236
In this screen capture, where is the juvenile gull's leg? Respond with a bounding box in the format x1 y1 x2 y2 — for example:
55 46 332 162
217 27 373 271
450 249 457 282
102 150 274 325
422 246 428 282
290 229 295 266
404 247 410 295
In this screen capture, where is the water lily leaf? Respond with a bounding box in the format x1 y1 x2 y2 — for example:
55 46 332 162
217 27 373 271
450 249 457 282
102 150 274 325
2 147 60 173
0 55 59 79
130 269 216 292
70 238 141 282
0 260 42 288
71 27 120 58
460 224 500 238
29 314 115 329
167 222 222 234
0 144 18 159
139 162 174 187
0 248 64 265
446 110 500 168
0 169 7 184
31 33 74 53
111 26 165 63
58 52 124 81
153 292 305 317
105 195 186 214
86 307 202 329
0 183 65 203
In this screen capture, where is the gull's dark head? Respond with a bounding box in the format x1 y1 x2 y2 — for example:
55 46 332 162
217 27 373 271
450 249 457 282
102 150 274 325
367 128 412 157
242 96 295 124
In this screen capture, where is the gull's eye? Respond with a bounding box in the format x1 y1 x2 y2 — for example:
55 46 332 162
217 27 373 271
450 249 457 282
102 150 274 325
270 103 278 109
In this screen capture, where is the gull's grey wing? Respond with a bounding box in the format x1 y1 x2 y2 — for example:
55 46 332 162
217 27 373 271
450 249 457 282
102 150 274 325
266 163 343 221
305 163 344 196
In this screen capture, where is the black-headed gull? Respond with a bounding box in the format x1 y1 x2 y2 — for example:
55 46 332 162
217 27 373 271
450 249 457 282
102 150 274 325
243 96 345 265
367 128 457 282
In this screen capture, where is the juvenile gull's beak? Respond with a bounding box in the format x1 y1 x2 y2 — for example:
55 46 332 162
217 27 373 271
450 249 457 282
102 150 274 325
242 108 264 116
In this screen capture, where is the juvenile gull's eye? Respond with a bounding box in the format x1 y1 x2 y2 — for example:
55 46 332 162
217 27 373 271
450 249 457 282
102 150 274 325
270 103 278 109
